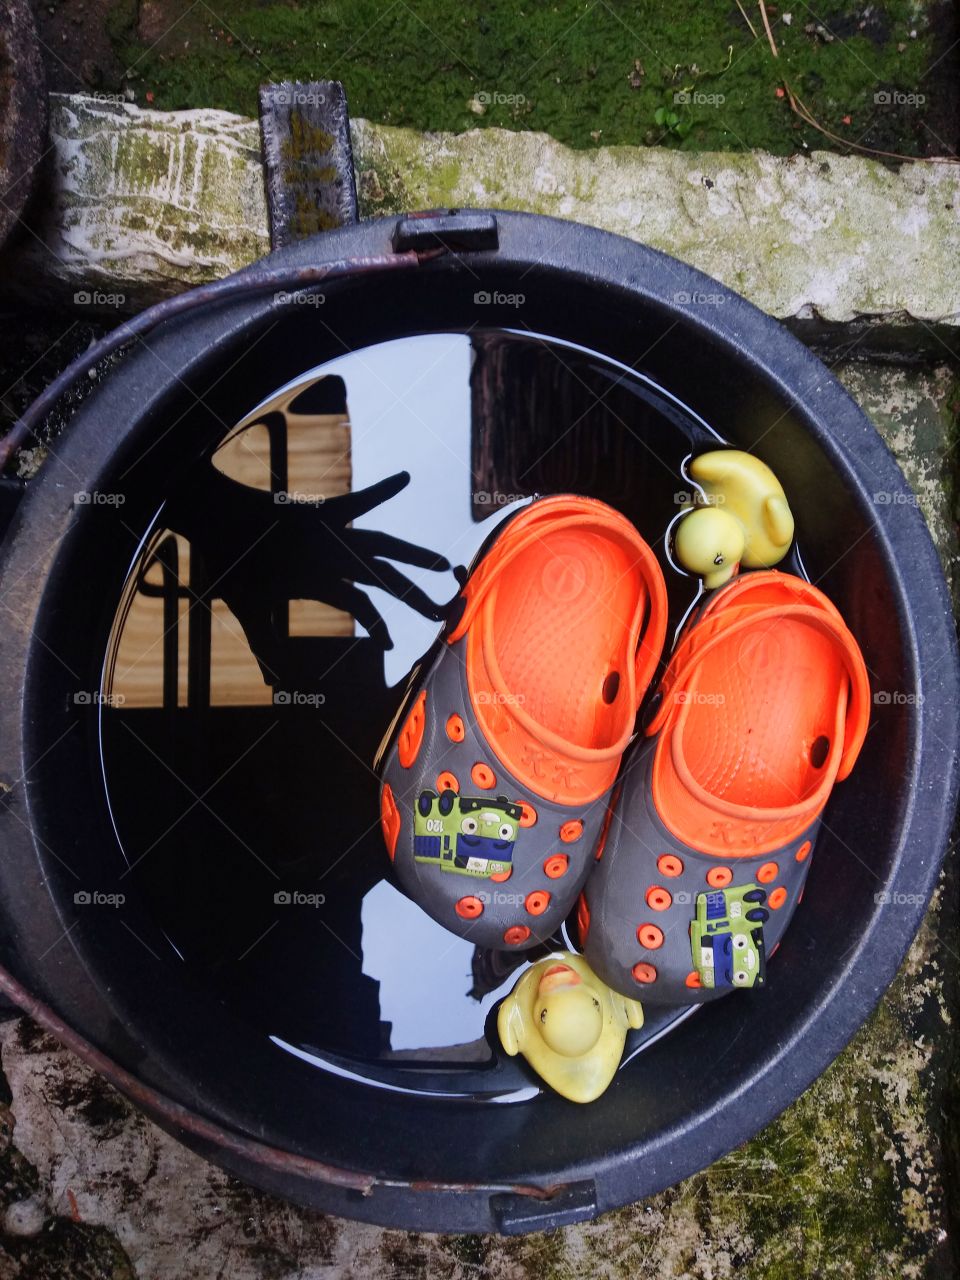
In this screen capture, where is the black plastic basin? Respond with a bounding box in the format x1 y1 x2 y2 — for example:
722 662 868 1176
0 210 955 1234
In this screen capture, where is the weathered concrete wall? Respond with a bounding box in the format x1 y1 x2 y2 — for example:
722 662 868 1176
5 94 960 335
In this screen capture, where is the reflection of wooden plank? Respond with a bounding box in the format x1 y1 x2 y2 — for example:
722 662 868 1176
110 395 353 708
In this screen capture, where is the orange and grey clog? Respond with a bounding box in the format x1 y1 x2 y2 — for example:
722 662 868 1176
581 570 870 1003
377 496 668 951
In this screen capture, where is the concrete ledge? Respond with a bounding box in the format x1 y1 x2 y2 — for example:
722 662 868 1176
3 94 958 351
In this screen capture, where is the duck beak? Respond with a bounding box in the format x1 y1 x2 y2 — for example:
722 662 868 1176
538 964 581 995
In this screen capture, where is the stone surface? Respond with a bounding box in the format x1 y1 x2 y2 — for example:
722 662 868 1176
0 361 953 1278
5 94 960 333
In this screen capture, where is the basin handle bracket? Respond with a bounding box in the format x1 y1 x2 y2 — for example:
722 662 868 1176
392 211 500 254
490 1179 598 1234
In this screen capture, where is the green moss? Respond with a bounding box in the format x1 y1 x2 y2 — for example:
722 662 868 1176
113 0 940 155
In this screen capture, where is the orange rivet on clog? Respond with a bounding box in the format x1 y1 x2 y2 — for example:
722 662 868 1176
559 820 583 843
471 762 496 789
637 923 664 950
503 924 531 945
632 962 657 984
525 891 551 916
769 887 788 910
795 840 812 862
646 886 672 912
445 714 465 742
519 802 538 827
544 854 569 879
657 853 684 878
398 690 426 768
577 893 591 942
490 866 513 883
757 861 779 884
707 866 733 888
380 783 400 861
436 771 459 794
685 971 702 989
456 896 484 919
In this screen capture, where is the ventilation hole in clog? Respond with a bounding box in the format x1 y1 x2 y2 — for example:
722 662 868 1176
602 671 620 703
810 735 830 768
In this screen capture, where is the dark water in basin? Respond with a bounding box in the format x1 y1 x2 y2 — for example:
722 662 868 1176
98 328 801 1097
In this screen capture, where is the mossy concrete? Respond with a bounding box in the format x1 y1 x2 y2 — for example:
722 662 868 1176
6 94 960 334
0 359 953 1278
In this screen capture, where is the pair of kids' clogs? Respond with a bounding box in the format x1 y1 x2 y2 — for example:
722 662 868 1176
377 487 869 1006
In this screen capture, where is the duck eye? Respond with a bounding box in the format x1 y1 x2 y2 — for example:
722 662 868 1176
714 553 725 565
539 1008 547 1023
592 998 600 1009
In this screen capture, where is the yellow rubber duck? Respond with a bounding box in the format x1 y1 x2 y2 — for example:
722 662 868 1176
497 952 643 1103
674 450 795 589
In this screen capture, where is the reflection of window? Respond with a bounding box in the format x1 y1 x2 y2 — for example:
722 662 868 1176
106 377 354 709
